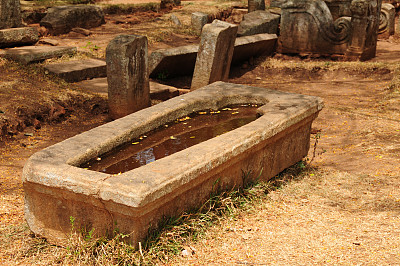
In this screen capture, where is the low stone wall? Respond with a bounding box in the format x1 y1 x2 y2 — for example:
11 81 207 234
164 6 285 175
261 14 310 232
23 82 323 246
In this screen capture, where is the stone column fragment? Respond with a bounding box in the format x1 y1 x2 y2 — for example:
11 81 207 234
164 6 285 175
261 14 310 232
106 35 150 120
0 0 22 29
191 12 208 35
379 3 395 38
191 20 238 90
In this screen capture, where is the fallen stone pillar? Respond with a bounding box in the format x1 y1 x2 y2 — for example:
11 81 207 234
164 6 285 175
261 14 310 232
106 34 150 119
0 46 77 64
0 0 22 29
191 20 238 90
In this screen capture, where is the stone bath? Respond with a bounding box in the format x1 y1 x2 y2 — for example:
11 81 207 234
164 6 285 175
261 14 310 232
22 82 323 246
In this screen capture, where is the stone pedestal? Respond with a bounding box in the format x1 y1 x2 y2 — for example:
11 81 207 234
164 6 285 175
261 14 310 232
106 35 150 119
191 20 238 90
0 0 22 29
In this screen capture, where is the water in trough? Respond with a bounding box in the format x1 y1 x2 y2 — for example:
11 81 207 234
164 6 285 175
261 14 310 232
81 104 261 174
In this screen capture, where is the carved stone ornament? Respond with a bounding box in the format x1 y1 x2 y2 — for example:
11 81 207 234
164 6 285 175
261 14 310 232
278 0 352 55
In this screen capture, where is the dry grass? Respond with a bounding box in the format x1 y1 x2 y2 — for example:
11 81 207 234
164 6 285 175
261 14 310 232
261 57 399 72
1 163 306 265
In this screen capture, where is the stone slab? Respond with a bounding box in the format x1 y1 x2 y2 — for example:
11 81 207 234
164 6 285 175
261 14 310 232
0 46 77 64
237 10 280 37
149 33 277 78
0 27 39 48
76 77 185 101
191 20 238 90
44 59 107 82
22 81 323 246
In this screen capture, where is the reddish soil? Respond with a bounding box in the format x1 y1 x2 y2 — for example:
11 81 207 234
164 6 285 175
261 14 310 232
1 6 400 264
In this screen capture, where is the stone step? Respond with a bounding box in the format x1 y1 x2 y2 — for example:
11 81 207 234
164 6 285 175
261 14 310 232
45 59 107 82
0 46 77 64
76 78 189 101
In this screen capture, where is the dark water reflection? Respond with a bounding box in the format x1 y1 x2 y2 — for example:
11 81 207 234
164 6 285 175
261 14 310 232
81 105 260 174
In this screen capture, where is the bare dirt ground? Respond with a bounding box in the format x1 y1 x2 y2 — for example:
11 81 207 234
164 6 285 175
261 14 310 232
1 2 400 265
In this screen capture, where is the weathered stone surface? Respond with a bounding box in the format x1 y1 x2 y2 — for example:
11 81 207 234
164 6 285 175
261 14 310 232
325 0 352 20
248 0 265 12
38 38 59 46
170 14 182 26
22 81 323 246
279 0 381 60
106 34 150 119
40 5 105 35
270 0 285 7
191 12 208 34
76 77 186 101
71 27 91 36
279 0 352 56
225 8 247 24
149 33 277 78
238 10 280 36
345 0 382 60
232 33 277 63
0 46 77 64
0 27 39 48
379 3 395 38
0 0 22 29
191 20 238 90
149 44 198 78
45 59 106 83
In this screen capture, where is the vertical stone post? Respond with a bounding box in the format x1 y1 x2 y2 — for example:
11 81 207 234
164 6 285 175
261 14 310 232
191 12 208 35
0 0 22 29
345 0 381 60
191 20 238 90
248 0 265 13
106 35 150 120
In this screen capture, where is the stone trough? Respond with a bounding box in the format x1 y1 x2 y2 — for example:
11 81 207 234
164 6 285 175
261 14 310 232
23 82 323 246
